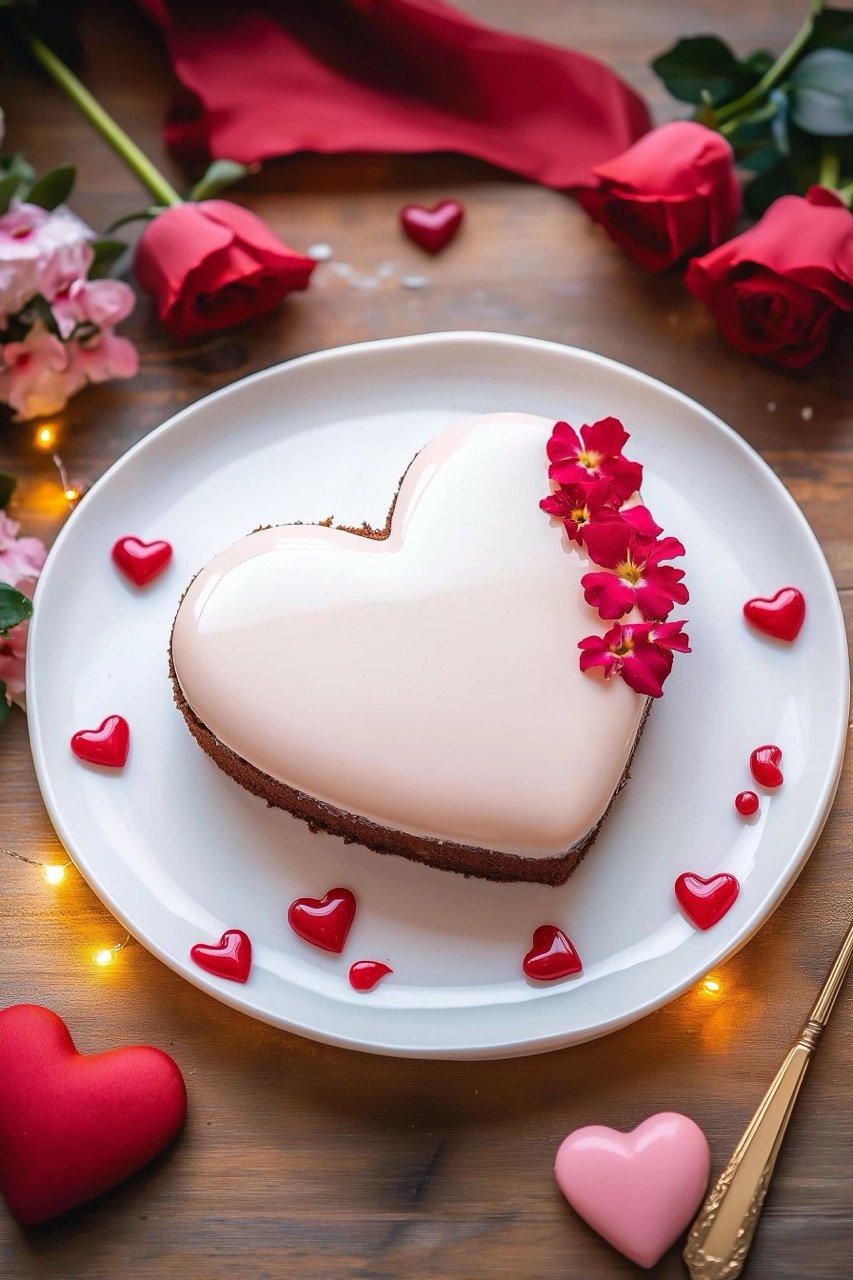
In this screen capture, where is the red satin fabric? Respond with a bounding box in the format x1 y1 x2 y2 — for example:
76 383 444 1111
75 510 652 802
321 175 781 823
139 0 650 188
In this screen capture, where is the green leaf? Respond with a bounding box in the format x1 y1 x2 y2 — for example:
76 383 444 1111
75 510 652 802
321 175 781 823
651 36 767 105
0 472 16 509
0 684 9 729
807 7 853 56
105 207 162 234
0 583 33 634
745 50 775 77
0 170 23 216
89 237 127 279
788 49 853 136
739 143 785 174
744 159 796 216
27 164 76 211
189 159 250 201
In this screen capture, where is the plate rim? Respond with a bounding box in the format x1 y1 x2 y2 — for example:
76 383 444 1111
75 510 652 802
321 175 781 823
26 331 850 1058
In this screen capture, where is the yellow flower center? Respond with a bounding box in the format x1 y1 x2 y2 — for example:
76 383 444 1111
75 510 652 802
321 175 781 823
611 637 633 657
571 506 588 524
616 558 642 585
576 449 601 471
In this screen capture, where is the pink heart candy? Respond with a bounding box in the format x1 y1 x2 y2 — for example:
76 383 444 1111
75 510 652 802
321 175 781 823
554 1112 710 1269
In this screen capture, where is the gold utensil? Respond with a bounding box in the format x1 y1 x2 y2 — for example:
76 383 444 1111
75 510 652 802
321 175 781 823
683 917 853 1280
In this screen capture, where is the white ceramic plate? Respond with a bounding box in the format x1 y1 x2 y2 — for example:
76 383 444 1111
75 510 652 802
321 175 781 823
27 333 848 1059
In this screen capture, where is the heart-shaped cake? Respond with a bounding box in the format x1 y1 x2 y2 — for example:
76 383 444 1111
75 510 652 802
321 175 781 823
171 413 687 884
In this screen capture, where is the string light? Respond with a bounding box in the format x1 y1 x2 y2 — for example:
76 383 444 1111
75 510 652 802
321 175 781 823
701 975 722 995
34 424 57 450
93 935 131 968
51 453 87 509
42 863 68 885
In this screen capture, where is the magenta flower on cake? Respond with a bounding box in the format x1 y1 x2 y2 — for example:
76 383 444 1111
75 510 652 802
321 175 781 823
539 478 620 544
547 417 642 499
579 620 690 698
581 521 688 620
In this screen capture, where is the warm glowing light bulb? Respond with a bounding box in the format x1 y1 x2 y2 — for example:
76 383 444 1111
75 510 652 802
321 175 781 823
94 948 115 967
42 863 67 886
34 425 56 449
64 486 81 505
701 976 721 995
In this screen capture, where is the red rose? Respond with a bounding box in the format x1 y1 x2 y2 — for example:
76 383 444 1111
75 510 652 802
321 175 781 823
578 121 740 272
686 187 853 368
135 200 315 338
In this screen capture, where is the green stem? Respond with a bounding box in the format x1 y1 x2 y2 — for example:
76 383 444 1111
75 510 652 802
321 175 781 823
716 0 823 126
835 181 853 208
14 23 182 207
818 146 841 190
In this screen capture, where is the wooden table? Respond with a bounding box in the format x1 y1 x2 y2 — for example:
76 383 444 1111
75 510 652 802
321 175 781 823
2 3 851 1276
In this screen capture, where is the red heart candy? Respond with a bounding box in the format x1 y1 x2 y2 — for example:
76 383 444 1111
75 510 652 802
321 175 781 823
70 714 130 768
190 929 252 983
112 536 173 587
523 925 582 982
743 587 805 642
675 872 739 930
287 887 356 953
0 1004 186 1225
348 960 392 992
750 744 784 789
400 199 465 253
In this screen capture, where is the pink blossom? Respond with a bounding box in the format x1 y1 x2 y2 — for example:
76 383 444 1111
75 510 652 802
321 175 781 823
547 417 642 499
67 326 138 384
579 620 689 698
581 519 688 620
540 478 619 544
0 510 47 584
0 200 93 325
0 578 35 711
52 277 135 339
0 320 83 419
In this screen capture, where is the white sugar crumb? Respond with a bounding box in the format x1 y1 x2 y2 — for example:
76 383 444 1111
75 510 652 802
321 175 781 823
377 260 398 278
766 401 776 412
801 406 814 421
402 274 428 289
307 243 333 262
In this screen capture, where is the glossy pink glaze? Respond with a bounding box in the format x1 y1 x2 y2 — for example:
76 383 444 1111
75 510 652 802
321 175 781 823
750 744 784 789
70 715 130 768
743 587 805 642
111 536 172 587
554 1112 711 1268
348 961 392 992
735 790 759 817
522 925 582 981
287 887 356 953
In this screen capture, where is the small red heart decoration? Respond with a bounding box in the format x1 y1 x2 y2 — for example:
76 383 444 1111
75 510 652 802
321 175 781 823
400 199 464 254
112 536 173 587
523 925 583 981
750 743 784 789
70 714 130 768
743 587 805 642
348 960 392 992
675 872 739 930
190 929 252 983
0 1004 186 1225
287 887 356 953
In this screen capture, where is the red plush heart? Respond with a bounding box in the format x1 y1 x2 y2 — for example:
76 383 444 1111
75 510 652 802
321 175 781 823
743 587 805 642
70 714 130 768
0 1005 186 1225
287 887 356 953
112 536 173 587
750 744 784 789
400 199 464 253
190 929 252 983
523 925 583 981
675 872 739 930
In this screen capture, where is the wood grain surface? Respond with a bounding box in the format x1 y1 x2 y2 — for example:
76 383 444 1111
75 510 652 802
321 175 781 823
1 3 851 1277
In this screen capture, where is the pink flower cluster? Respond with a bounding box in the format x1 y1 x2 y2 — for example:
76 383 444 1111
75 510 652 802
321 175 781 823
0 509 46 710
541 417 690 698
0 200 137 420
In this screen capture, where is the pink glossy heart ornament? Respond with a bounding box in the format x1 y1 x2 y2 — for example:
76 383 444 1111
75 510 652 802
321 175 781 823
743 587 805 642
399 199 464 253
555 1112 711 1268
112 536 173 587
70 715 130 768
190 929 252 983
675 871 739 930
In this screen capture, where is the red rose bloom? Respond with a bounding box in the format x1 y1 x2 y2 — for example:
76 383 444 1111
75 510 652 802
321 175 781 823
578 120 740 272
135 200 315 338
686 186 853 368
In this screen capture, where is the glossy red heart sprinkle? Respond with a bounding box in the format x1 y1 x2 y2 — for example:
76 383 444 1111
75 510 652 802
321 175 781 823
735 790 759 817
750 744 783 789
400 199 464 254
348 961 392 992
70 715 130 768
112 536 173 587
522 925 583 982
190 929 252 983
675 872 739 930
287 887 356 953
743 587 805 642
